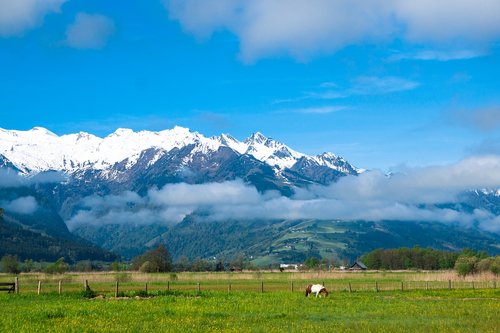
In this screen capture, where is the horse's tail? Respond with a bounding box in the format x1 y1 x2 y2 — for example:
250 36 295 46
305 284 312 296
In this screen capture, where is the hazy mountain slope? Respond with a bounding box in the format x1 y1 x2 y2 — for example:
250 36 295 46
72 218 500 261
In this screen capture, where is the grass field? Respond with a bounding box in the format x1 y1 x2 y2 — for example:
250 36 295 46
0 271 499 332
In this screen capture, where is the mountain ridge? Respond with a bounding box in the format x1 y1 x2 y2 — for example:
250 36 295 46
0 126 360 176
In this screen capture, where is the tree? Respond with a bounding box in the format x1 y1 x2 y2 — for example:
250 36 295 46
191 257 210 272
1 254 20 274
304 257 320 270
23 259 34 273
490 256 500 275
476 258 494 272
229 254 247 271
175 256 190 272
215 260 225 272
454 256 478 277
132 245 173 273
110 261 122 272
45 257 68 274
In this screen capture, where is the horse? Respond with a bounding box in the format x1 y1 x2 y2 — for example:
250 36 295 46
305 284 329 297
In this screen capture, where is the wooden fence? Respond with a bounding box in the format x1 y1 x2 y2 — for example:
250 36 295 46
5 278 498 295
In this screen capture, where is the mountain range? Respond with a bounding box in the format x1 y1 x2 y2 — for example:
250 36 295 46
0 126 498 263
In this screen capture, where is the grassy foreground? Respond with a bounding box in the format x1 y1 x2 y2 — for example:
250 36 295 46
0 288 499 332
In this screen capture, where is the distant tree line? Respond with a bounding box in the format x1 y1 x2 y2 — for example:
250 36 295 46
361 247 499 275
130 245 254 273
362 247 460 270
0 245 254 274
0 254 127 274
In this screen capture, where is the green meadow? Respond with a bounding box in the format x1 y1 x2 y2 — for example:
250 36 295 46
0 272 499 332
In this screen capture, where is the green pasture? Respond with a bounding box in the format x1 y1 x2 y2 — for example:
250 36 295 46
0 288 499 332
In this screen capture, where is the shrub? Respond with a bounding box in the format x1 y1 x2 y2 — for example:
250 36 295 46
80 288 97 299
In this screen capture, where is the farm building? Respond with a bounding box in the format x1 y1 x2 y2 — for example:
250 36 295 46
349 261 367 270
279 264 300 271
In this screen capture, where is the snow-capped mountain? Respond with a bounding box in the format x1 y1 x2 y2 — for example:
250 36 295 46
0 126 360 180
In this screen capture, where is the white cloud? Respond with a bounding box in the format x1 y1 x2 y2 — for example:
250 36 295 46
2 196 38 214
164 0 500 62
67 156 500 232
394 0 500 44
275 76 419 107
0 168 66 188
0 0 66 37
286 106 347 114
65 13 115 49
390 49 487 62
349 76 419 95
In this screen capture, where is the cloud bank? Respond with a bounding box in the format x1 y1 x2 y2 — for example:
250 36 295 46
0 168 66 188
1 196 38 214
0 0 66 37
164 0 500 62
65 13 115 49
67 156 500 232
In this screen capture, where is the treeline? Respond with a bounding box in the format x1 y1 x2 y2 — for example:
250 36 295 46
131 245 253 273
0 254 127 274
0 245 254 274
362 247 460 270
361 247 499 275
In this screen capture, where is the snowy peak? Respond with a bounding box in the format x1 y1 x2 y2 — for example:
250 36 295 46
0 126 358 178
242 132 304 169
30 127 58 137
245 132 268 145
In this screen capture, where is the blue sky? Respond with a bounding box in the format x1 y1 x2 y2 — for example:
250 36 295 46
1 0 500 170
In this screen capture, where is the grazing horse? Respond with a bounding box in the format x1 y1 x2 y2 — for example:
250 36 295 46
305 284 329 297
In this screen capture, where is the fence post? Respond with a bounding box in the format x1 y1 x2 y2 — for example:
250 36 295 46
58 280 62 295
448 280 452 290
228 283 231 293
401 281 404 291
115 281 119 297
145 283 148 294
167 281 170 291
37 281 42 295
84 280 89 291
494 281 496 289
426 281 429 291
15 276 19 294
291 281 294 292
348 282 352 293
197 282 200 292
261 281 264 293
375 281 379 292
472 281 475 290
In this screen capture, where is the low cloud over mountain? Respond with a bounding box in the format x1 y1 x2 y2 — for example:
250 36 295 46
67 155 500 233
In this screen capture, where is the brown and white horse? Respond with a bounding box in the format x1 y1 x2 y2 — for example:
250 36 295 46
305 284 329 297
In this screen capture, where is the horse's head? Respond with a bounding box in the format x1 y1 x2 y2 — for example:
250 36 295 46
321 287 329 297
